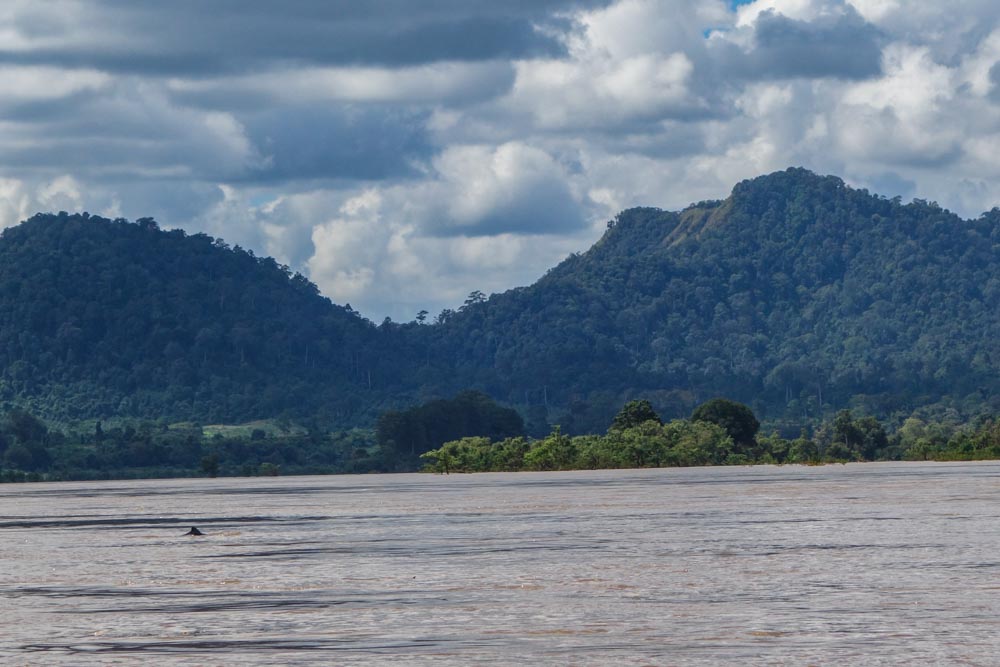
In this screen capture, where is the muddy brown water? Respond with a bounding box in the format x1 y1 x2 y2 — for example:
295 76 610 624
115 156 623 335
2 462 1000 665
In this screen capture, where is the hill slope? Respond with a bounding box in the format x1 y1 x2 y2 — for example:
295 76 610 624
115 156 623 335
426 168 1000 431
0 213 395 423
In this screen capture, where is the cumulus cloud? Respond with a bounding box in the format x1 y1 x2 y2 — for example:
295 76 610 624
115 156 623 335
843 0 1000 61
2 0 1000 319
304 188 590 319
0 65 109 103
505 51 705 131
414 142 588 236
0 174 98 230
0 178 32 230
833 46 963 167
308 191 384 304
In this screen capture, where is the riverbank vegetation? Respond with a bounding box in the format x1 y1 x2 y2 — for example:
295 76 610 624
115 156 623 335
3 395 1000 482
0 410 381 482
419 399 1000 473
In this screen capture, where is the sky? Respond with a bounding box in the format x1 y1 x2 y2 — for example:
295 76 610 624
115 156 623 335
2 0 1000 320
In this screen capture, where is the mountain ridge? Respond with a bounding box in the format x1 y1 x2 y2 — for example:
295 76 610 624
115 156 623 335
426 167 1000 432
1 167 998 433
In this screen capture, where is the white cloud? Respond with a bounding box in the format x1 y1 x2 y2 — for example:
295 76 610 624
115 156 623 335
300 183 587 318
502 0 726 131
309 192 384 304
37 174 82 210
833 46 961 166
0 178 31 230
199 141 593 318
737 0 840 26
842 45 951 114
295 141 588 316
426 142 587 234
0 65 109 102
845 0 899 23
0 174 93 230
506 52 701 130
576 0 731 58
956 28 1000 96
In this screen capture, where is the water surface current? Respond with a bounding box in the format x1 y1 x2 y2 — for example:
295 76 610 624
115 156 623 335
3 462 1000 664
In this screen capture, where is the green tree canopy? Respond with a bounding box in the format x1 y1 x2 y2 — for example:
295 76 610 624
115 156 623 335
610 399 662 431
376 391 524 466
691 398 760 452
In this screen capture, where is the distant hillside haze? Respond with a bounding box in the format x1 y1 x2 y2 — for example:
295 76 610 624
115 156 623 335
1 168 998 431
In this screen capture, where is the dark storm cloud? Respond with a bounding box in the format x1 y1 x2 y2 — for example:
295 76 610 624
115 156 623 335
733 7 883 80
463 189 587 236
165 61 518 112
239 107 434 183
0 0 614 75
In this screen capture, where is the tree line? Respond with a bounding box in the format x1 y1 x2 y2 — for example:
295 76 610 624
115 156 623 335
0 409 380 482
4 393 1000 482
419 398 1000 473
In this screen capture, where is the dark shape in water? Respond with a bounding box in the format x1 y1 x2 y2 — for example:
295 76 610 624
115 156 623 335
184 527 204 536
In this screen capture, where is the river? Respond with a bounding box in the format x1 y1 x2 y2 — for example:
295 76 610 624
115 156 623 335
2 462 1000 665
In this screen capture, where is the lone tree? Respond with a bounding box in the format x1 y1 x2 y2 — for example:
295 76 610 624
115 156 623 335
376 390 525 468
610 399 662 431
691 398 760 454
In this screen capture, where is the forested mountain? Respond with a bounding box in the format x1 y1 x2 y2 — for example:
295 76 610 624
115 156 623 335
0 213 396 423
421 168 1000 432
2 168 1000 434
